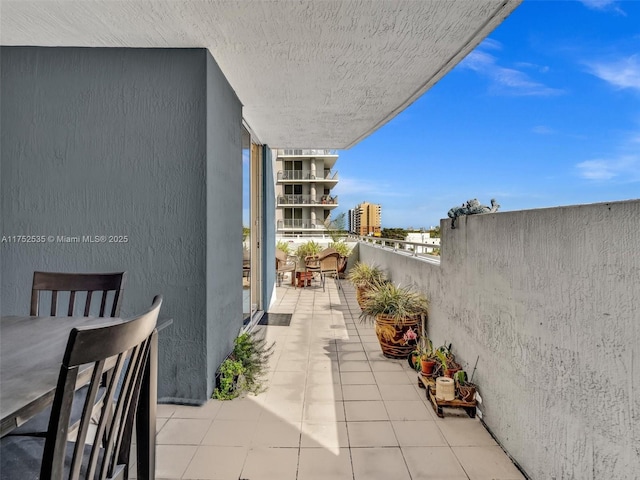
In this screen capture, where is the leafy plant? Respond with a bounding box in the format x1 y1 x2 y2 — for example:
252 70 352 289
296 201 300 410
329 240 351 258
346 262 386 289
295 240 322 264
324 212 347 242
213 359 244 400
212 332 275 400
359 282 429 326
276 240 292 255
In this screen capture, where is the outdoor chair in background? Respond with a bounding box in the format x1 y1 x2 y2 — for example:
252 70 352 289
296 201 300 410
9 271 126 437
304 248 341 292
0 296 162 480
276 250 297 287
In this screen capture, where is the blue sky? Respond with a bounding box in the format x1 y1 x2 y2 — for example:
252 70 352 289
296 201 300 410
334 0 640 229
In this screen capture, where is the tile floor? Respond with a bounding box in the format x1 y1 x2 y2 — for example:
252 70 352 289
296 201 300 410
151 278 525 480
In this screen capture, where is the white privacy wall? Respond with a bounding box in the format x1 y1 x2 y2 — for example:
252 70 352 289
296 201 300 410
358 199 640 480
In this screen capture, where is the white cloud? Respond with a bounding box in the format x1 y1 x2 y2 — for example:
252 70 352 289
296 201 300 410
461 49 564 97
576 155 640 181
578 0 626 15
532 125 555 135
588 55 640 91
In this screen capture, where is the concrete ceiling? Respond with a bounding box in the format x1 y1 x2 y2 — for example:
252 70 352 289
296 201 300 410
0 0 522 149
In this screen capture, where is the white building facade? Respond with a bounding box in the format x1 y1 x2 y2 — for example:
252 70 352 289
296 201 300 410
275 149 339 236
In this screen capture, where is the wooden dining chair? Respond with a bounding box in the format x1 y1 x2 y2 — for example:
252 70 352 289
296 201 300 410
8 271 126 437
0 295 162 480
30 271 126 317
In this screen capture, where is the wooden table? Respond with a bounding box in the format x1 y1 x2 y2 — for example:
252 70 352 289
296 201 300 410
0 315 169 479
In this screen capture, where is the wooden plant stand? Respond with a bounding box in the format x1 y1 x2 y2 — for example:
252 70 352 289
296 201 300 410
296 271 313 288
417 374 477 418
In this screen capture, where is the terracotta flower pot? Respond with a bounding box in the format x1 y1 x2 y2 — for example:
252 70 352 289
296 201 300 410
444 367 461 378
420 359 436 376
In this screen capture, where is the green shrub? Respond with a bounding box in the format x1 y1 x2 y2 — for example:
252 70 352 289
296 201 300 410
212 332 275 400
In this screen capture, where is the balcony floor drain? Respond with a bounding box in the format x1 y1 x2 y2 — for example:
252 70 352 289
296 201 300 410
258 313 292 326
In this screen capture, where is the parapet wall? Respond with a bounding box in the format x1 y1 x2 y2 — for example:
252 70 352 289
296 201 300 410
359 199 640 479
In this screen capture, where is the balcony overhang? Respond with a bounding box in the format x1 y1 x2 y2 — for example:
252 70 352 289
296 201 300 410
0 0 522 149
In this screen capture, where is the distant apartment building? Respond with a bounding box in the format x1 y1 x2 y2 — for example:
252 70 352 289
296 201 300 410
405 231 441 254
349 202 381 236
275 149 339 236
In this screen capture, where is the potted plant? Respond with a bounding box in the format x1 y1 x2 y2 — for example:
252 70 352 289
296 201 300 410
360 282 429 359
329 240 352 277
453 370 477 402
295 240 322 265
346 262 387 308
435 344 462 378
276 240 292 255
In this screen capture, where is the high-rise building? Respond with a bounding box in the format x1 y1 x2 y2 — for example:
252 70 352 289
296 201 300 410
275 149 339 236
349 202 381 236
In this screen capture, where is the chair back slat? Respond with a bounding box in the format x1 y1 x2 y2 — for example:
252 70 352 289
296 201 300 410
50 291 58 316
30 272 126 317
38 295 161 480
68 291 76 316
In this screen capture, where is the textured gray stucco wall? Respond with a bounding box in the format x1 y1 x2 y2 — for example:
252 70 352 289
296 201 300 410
204 52 244 399
359 199 640 480
263 147 276 309
0 47 242 404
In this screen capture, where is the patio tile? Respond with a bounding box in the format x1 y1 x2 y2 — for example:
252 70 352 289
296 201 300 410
436 417 498 446
303 401 345 423
347 421 398 447
171 401 222 419
156 418 211 445
297 447 353 480
240 447 299 480
301 421 349 448
201 419 255 446
156 404 176 418
337 351 368 362
392 420 447 446
182 446 247 480
378 383 422 401
216 398 263 421
338 360 372 372
155 445 197 479
305 383 343 402
385 400 432 421
351 447 411 480
453 446 525 479
340 371 375 385
369 359 406 372
343 401 388 421
252 420 301 447
342 384 382 401
402 446 469 480
374 371 414 385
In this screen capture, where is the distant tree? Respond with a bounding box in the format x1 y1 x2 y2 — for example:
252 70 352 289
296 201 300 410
381 228 408 241
430 226 440 238
324 212 347 242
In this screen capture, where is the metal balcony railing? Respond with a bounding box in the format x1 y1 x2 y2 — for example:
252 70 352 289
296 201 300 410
279 149 337 156
277 195 338 205
278 219 326 229
277 170 338 181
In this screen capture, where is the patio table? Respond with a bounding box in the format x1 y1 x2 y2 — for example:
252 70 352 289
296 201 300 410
0 314 171 480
